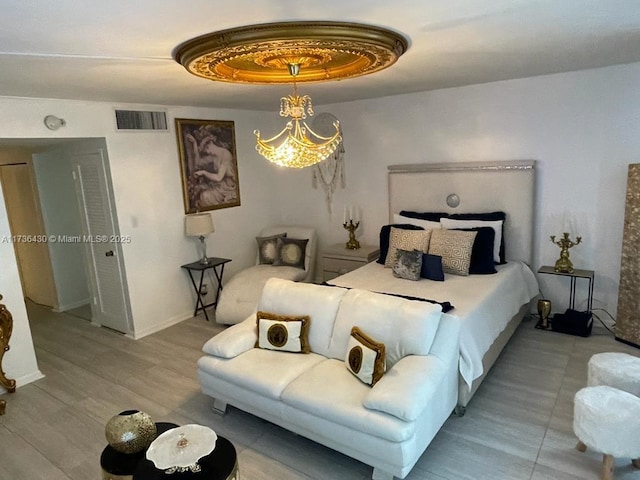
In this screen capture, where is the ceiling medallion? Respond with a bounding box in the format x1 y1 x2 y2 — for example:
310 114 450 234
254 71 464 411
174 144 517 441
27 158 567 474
173 21 409 84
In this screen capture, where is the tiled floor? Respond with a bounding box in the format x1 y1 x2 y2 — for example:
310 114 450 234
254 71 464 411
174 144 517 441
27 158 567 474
0 304 638 479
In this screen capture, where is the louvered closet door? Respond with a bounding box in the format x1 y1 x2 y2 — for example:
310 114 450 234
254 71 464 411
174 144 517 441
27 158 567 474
73 151 131 334
616 163 640 348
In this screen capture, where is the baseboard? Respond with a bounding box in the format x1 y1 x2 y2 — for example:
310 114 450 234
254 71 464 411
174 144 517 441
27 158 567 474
128 310 195 340
0 369 45 394
52 298 91 313
615 336 640 350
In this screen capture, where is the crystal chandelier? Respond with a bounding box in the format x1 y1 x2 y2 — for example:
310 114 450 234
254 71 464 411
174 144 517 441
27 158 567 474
254 64 341 168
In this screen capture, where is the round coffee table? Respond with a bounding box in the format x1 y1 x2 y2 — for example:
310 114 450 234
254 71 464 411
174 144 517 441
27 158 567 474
133 432 238 480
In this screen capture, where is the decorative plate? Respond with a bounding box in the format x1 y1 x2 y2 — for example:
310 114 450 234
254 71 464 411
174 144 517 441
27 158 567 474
146 424 217 473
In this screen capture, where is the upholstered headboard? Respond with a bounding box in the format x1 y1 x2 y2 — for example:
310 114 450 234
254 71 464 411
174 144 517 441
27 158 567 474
388 161 535 265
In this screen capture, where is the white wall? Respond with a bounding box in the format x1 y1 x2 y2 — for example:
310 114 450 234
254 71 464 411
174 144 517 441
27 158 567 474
33 148 90 311
273 62 640 318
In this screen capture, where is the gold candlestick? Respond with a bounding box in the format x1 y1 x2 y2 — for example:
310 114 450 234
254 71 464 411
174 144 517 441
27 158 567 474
550 232 582 273
343 220 361 250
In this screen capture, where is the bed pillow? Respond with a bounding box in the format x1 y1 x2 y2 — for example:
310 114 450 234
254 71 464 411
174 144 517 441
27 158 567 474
453 227 497 275
385 227 432 268
392 249 423 281
421 253 445 281
377 224 424 265
256 232 287 264
272 237 308 269
447 211 507 263
398 210 449 222
255 311 310 353
428 229 477 276
440 217 503 264
345 327 386 386
392 213 442 230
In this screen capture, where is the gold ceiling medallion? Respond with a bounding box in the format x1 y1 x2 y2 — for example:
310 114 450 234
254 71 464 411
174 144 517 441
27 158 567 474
173 22 408 168
173 21 408 85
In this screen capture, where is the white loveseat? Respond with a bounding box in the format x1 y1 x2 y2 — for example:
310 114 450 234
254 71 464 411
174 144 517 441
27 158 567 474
197 278 460 480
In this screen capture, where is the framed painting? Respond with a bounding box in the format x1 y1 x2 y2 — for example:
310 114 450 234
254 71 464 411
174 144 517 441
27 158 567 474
175 118 241 213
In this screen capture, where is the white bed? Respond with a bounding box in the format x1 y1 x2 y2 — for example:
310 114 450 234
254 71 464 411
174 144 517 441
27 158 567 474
329 160 539 412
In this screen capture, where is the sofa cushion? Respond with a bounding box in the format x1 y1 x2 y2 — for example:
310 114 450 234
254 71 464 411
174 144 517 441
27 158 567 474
327 289 442 369
272 237 308 269
256 311 310 353
197 349 325 400
258 278 348 357
346 327 386 386
256 232 287 264
281 359 416 442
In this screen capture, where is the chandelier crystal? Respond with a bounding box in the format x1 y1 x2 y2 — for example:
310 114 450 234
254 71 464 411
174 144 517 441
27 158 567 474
255 64 342 168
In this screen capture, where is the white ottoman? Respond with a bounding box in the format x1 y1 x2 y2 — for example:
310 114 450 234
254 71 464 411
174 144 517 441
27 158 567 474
588 352 640 396
573 386 640 480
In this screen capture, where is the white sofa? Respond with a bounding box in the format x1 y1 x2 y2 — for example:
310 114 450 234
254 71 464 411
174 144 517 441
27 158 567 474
197 278 461 480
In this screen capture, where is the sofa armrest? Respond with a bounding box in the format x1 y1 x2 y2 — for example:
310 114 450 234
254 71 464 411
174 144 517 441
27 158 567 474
363 355 445 421
202 315 257 358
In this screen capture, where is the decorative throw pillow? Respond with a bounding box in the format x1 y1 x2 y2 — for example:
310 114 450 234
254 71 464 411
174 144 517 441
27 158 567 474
453 227 497 275
392 249 422 281
440 217 503 264
255 311 310 353
256 233 287 265
385 227 432 268
420 253 445 281
445 211 507 263
273 237 308 269
377 224 424 265
345 327 386 386
428 229 477 276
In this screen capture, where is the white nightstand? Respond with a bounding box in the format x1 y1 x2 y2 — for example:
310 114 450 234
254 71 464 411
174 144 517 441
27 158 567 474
322 243 380 282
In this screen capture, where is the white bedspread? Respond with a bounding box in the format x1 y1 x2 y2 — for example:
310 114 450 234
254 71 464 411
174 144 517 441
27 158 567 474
328 261 539 388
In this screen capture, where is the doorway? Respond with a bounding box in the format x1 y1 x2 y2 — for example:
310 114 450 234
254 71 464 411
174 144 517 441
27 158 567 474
0 138 132 335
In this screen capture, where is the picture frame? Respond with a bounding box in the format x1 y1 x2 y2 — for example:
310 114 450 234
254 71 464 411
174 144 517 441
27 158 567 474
175 118 241 213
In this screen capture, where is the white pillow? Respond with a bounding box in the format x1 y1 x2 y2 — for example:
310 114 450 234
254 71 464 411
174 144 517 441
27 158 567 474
440 218 503 263
393 213 442 230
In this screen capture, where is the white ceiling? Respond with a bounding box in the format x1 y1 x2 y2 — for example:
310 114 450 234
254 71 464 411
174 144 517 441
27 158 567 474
2 0 640 111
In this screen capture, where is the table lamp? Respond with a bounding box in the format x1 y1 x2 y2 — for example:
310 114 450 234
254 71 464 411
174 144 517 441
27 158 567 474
185 213 215 264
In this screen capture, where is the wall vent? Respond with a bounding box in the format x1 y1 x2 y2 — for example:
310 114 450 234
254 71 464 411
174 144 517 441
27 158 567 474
115 110 168 131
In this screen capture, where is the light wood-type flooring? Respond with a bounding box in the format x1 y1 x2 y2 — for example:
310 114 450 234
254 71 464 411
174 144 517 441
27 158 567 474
1 303 639 480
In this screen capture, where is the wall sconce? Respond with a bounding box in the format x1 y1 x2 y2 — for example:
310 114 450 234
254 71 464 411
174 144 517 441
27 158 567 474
185 213 215 264
43 115 66 131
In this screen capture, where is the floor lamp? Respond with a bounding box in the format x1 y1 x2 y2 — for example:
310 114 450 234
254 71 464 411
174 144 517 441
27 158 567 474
185 213 215 265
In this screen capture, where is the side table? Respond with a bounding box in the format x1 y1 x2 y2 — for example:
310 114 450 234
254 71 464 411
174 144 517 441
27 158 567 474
181 257 231 322
537 266 595 313
322 244 380 282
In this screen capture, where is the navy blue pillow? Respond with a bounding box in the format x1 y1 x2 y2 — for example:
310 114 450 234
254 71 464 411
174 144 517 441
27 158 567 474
399 210 449 222
453 227 497 274
420 253 445 281
377 224 424 265
449 211 506 264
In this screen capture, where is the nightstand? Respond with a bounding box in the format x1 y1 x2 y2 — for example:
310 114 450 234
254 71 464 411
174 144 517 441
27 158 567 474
322 244 380 282
537 266 595 313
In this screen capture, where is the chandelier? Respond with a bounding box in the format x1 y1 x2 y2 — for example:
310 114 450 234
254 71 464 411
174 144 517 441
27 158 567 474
173 21 408 168
254 63 341 168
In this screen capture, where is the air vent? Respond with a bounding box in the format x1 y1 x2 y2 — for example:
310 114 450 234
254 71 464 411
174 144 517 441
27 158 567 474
115 110 168 131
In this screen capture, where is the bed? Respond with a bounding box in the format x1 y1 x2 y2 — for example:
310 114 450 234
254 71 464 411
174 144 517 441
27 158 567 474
328 160 539 413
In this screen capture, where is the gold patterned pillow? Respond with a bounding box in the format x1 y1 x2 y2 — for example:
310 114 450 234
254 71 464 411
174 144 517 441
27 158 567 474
428 229 477 276
255 311 310 353
384 227 432 268
345 327 386 386
256 233 287 264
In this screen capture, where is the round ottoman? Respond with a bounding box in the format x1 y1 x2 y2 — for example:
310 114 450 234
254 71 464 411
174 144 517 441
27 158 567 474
588 352 640 396
573 386 640 480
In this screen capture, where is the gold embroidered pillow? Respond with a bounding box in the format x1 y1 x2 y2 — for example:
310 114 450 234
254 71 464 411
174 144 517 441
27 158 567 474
256 233 287 265
428 229 477 276
255 311 310 353
384 227 432 268
345 327 386 386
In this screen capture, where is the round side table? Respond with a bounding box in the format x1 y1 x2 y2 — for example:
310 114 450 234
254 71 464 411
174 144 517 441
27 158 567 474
133 435 238 480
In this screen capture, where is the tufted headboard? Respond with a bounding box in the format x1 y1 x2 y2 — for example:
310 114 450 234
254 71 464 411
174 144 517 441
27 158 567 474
388 161 536 266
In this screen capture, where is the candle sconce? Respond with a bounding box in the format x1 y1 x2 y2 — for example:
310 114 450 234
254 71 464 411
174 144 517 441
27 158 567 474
343 220 361 250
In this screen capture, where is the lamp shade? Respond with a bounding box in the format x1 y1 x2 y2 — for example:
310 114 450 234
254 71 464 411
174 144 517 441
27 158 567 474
185 213 214 237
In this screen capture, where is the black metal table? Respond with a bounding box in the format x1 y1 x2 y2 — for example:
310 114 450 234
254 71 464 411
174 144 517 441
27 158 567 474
181 257 231 321
538 266 595 313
